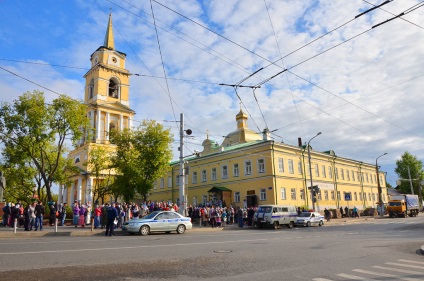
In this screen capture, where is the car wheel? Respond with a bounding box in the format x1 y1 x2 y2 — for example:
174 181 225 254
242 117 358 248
140 225 150 236
273 221 279 230
177 224 186 234
307 221 311 227
287 221 294 229
318 221 323 226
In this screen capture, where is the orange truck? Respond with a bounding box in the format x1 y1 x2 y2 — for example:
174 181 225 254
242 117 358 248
387 194 419 218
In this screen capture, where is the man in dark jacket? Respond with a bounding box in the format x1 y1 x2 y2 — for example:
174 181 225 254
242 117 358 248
34 201 45 231
105 202 118 237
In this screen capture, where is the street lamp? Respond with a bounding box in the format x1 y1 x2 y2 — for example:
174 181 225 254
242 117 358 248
308 132 322 211
376 152 387 218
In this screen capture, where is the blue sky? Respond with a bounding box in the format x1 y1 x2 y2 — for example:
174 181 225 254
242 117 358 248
1 0 424 188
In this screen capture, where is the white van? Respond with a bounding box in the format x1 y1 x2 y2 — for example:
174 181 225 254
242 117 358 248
253 205 297 229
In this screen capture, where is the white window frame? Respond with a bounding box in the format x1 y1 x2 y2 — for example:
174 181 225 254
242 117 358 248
322 166 326 178
245 160 252 175
192 171 197 184
278 158 284 172
234 192 240 203
324 190 328 200
352 171 355 182
300 189 305 200
280 187 286 200
258 159 265 173
211 168 217 181
288 159 294 174
260 188 266 201
233 164 239 177
291 188 296 200
160 178 164 189
201 170 207 182
298 161 303 175
314 164 319 177
222 165 228 179
168 176 172 188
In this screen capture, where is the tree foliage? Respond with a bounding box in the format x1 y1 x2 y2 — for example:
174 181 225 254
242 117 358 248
394 151 423 195
85 146 114 203
0 90 90 203
110 120 173 202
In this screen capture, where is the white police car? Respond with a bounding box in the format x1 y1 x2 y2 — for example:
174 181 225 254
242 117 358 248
122 211 192 235
295 212 324 227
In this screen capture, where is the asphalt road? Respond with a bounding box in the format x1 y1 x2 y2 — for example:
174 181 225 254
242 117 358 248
0 216 423 281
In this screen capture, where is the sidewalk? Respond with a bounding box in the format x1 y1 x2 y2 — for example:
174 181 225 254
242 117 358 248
0 216 380 238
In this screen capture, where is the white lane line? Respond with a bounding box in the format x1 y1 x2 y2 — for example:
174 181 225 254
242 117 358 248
353 269 421 281
372 266 424 276
386 262 424 270
0 237 273 255
337 273 374 280
398 259 424 265
312 278 334 281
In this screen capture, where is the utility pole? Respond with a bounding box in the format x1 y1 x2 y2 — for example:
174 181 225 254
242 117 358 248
307 132 321 211
179 113 186 216
407 166 414 195
376 153 387 218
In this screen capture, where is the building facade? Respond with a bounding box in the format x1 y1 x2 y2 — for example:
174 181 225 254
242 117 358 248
150 110 387 211
61 14 135 204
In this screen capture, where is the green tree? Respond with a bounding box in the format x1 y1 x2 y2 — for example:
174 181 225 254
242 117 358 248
0 90 90 203
394 152 423 195
85 146 114 203
110 120 173 202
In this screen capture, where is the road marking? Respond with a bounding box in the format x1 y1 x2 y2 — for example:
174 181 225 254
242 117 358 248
312 278 333 281
337 273 374 280
0 237 272 255
353 269 421 281
372 265 424 275
386 262 424 270
398 259 424 265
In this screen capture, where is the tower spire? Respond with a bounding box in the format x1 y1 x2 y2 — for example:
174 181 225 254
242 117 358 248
104 12 115 49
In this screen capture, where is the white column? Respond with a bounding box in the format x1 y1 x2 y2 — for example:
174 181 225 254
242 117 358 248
77 178 82 204
86 178 93 203
58 184 63 205
120 114 124 130
97 109 102 141
106 112 110 140
90 110 95 141
63 185 68 204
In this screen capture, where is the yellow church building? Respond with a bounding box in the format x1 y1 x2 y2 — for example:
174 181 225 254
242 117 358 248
149 109 387 212
60 13 135 205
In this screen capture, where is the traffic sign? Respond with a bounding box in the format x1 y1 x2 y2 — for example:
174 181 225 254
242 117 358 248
345 192 352 201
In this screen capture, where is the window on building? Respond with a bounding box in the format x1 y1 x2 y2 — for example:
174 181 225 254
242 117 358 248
108 78 119 98
370 174 373 184
337 191 341 200
379 175 383 184
88 79 94 99
278 158 284 172
352 171 355 182
374 174 377 183
335 168 339 179
160 178 164 189
354 192 357 201
322 166 326 178
315 164 319 177
291 188 296 200
346 170 350 181
192 172 197 184
176 175 180 186
329 167 333 179
233 164 239 177
363 193 367 201
372 193 376 201
258 159 265 173
222 165 228 179
260 189 266 200
298 161 303 175
168 176 172 188
201 170 207 182
368 193 371 201
300 189 305 200
357 172 361 182
324 190 329 200
331 191 335 200
154 181 157 190
202 195 207 205
317 190 322 200
245 161 252 175
280 187 286 200
359 192 362 201
288 159 294 174
234 192 240 203
341 168 344 180
366 173 369 183
211 168 217 181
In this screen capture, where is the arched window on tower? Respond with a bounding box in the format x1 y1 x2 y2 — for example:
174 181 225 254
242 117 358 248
89 79 94 99
108 78 119 98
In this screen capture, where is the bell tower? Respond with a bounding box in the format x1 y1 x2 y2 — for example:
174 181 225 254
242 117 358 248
83 12 134 143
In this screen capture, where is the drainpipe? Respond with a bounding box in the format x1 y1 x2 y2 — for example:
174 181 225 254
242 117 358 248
301 146 309 208
271 141 278 205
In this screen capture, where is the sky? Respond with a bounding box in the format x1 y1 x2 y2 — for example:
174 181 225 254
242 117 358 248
0 0 424 188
